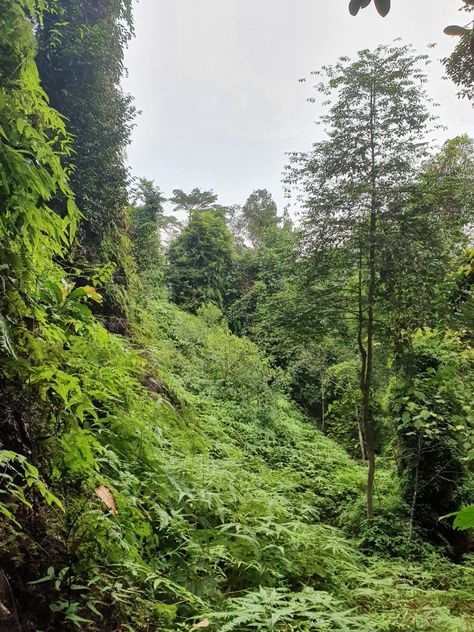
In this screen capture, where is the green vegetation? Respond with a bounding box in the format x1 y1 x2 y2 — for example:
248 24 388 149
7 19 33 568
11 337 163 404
168 211 235 312
241 190 279 248
444 1 474 103
36 0 136 326
0 1 472 631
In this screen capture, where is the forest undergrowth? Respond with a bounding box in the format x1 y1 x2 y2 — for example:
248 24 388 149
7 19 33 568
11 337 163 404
1 293 473 631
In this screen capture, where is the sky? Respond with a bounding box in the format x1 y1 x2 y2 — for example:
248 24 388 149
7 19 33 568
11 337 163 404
123 0 474 211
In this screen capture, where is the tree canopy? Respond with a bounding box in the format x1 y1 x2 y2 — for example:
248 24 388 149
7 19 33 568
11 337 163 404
167 210 235 311
169 187 219 218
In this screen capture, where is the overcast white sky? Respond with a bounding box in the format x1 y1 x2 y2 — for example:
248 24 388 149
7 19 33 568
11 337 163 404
123 0 473 211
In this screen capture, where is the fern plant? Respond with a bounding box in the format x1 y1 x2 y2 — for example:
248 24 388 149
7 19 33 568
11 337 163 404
209 586 373 631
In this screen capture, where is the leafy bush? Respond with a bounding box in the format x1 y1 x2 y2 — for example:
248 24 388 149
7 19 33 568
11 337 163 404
391 328 474 546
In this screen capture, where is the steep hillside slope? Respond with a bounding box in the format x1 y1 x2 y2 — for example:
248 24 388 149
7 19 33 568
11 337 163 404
1 296 472 631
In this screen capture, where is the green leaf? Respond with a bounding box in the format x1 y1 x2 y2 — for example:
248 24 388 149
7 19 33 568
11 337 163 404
349 0 362 16
348 0 372 15
66 197 77 217
442 505 474 531
29 566 55 585
65 612 93 625
443 25 470 37
16 119 28 134
374 0 390 16
0 124 9 140
68 286 102 303
81 285 102 303
28 575 54 585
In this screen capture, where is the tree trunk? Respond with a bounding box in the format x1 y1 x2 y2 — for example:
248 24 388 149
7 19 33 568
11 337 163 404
320 349 327 432
320 372 326 432
357 78 378 523
408 434 422 541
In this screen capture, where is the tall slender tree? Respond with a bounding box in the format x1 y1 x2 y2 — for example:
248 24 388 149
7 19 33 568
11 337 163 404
286 44 435 520
130 179 166 276
129 178 185 293
241 189 279 248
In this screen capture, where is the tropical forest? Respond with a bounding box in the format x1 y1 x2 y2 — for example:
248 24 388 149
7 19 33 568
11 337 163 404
0 0 473 630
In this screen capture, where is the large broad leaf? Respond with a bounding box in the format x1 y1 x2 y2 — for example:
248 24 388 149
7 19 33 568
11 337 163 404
374 0 390 17
443 25 470 37
452 505 474 530
442 505 474 530
349 0 362 16
68 285 103 303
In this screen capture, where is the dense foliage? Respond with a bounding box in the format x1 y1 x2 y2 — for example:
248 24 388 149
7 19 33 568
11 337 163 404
241 190 279 248
0 2 472 631
36 0 136 327
444 2 474 102
167 211 235 312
